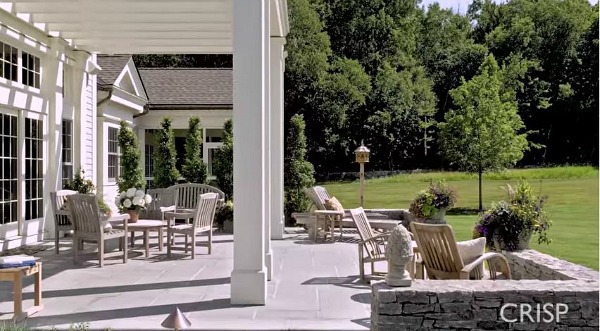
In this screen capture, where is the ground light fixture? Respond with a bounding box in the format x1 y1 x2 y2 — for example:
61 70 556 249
161 307 191 330
354 141 371 207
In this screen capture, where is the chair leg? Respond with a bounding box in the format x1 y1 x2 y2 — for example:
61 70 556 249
167 229 172 257
98 240 104 268
191 234 196 259
73 235 79 264
358 244 365 282
123 236 128 264
55 229 60 254
184 235 188 253
208 229 212 255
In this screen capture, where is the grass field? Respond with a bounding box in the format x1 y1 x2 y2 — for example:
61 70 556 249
323 166 599 270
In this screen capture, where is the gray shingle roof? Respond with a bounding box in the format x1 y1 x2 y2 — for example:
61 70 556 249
97 55 132 86
137 68 232 108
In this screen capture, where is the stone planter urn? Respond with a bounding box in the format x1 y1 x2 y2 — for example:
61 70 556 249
425 207 447 224
492 230 532 251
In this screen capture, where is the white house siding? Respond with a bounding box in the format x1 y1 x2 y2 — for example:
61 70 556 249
0 17 93 250
82 70 96 179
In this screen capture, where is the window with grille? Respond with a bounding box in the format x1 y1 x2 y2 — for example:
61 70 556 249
108 127 119 180
25 118 43 220
0 42 18 82
144 144 154 178
0 113 18 225
22 52 40 88
61 120 73 188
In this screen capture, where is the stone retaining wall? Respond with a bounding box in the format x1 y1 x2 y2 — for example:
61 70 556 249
503 250 599 281
372 280 599 331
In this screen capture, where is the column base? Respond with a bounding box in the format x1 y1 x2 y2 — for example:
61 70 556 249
230 269 267 305
265 251 273 281
271 216 285 240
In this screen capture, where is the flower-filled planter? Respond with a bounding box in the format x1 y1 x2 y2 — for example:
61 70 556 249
409 181 457 224
215 200 234 233
473 181 552 251
116 188 153 223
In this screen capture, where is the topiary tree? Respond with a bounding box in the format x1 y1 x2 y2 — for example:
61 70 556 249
153 117 180 188
117 120 145 192
181 116 208 183
212 119 233 200
284 114 315 223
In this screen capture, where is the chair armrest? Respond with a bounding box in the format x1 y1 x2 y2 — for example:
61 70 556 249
461 252 512 280
109 214 130 223
160 205 176 213
359 233 391 245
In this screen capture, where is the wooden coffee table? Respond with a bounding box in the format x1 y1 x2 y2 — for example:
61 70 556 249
0 262 43 321
113 220 166 258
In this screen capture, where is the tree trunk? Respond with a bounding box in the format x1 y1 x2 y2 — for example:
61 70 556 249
478 170 483 212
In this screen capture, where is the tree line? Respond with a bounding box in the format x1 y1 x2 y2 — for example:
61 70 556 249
134 0 599 176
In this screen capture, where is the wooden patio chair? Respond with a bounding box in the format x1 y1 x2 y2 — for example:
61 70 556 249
50 190 77 254
166 192 219 259
410 222 512 280
140 188 175 221
67 194 129 267
349 207 420 281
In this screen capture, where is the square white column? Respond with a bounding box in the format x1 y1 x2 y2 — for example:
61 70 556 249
263 0 273 281
230 0 268 305
270 37 286 240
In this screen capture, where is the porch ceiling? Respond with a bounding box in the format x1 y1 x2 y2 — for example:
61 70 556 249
0 0 288 54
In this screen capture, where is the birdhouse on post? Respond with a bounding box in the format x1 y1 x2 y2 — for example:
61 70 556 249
354 141 371 207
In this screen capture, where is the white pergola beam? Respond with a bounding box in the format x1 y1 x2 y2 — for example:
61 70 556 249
53 22 231 33
71 32 232 41
12 1 229 13
24 13 230 23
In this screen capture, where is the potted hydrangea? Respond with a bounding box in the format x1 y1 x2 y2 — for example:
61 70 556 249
116 188 152 223
473 181 552 251
409 180 457 224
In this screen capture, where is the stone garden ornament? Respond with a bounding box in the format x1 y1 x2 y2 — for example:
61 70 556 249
385 224 413 287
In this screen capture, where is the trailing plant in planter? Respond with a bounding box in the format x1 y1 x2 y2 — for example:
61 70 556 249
473 181 552 251
409 180 457 222
64 168 112 216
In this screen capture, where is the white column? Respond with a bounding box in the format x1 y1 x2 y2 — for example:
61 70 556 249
263 0 273 281
138 127 146 186
231 0 268 305
44 38 66 238
270 37 286 240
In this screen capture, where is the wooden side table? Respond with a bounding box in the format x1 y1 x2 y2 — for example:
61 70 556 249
0 262 43 321
113 220 166 258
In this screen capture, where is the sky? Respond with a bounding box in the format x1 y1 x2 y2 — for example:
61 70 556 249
420 0 599 15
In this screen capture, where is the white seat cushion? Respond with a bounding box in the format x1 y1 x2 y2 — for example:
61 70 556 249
456 237 486 279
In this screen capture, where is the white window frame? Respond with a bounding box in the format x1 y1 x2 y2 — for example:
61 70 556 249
61 119 74 188
203 128 224 178
0 40 41 91
107 125 120 182
23 114 44 221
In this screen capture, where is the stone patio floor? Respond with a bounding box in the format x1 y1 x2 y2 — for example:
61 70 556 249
0 229 376 330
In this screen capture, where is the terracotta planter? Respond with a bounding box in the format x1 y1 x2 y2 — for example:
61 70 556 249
126 210 139 223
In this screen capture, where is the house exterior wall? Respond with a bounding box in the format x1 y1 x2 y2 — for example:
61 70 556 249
0 17 96 250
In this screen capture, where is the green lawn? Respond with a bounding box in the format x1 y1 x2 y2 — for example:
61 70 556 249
323 166 599 270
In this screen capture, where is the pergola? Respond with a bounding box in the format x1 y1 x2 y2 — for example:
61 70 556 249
0 0 288 305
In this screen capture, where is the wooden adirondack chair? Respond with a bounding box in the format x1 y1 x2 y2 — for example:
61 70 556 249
166 192 219 259
410 222 512 280
67 194 129 267
50 190 77 254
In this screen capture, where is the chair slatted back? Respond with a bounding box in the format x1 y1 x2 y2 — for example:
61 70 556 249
50 190 77 227
170 184 225 211
350 207 384 259
141 188 175 219
410 222 464 280
304 186 331 210
67 194 102 235
192 193 219 229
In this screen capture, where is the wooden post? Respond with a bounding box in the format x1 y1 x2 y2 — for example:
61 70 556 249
359 162 365 207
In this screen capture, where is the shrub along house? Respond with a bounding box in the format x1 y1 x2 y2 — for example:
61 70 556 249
0 0 288 305
95 56 232 214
